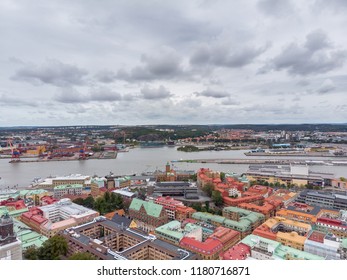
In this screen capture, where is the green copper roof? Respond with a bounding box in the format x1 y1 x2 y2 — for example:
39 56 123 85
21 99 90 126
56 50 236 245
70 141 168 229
155 221 184 241
19 189 47 196
19 190 30 196
341 239 347 249
192 212 251 232
0 206 9 216
129 198 163 218
0 206 28 217
13 219 48 249
223 219 250 231
184 223 201 233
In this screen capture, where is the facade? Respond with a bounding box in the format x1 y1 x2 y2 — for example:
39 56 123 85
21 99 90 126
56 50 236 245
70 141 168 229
154 196 196 221
21 198 99 238
38 175 91 189
331 179 347 190
155 221 240 254
222 206 265 230
277 203 320 224
267 189 298 207
239 234 323 260
0 214 22 260
129 198 168 233
246 164 334 187
179 236 223 260
155 163 194 182
148 181 200 200
238 201 276 219
53 184 83 199
60 218 198 260
304 231 343 260
315 217 347 238
296 190 347 210
253 216 311 250
192 212 253 238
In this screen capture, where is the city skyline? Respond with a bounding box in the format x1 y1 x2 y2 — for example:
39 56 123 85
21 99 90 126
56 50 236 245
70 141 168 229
1 0 347 126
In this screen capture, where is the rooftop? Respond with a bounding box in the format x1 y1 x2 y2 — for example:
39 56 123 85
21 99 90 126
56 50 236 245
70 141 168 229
129 198 164 218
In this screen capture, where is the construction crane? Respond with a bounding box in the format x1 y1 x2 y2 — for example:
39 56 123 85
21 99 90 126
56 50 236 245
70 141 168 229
7 139 20 162
79 137 88 160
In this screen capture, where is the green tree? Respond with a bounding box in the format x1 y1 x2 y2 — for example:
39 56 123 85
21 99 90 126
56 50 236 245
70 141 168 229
190 173 197 181
94 197 107 215
24 247 38 260
249 180 257 186
205 201 210 211
37 235 68 260
191 203 202 212
73 197 84 206
220 172 226 181
104 191 111 203
83 195 95 209
203 183 214 197
212 191 223 207
68 252 96 260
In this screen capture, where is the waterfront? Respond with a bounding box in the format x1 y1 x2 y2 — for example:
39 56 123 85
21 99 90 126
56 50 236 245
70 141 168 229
1 147 346 189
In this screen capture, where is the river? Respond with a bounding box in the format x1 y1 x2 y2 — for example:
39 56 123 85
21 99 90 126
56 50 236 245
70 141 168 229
0 147 346 189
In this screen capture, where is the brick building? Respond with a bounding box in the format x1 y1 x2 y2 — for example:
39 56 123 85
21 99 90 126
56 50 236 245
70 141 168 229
129 198 168 233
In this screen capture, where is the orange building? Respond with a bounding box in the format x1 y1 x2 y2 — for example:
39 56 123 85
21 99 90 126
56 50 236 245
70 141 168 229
238 201 276 219
209 226 241 251
243 185 273 198
176 205 196 222
220 243 251 260
179 236 223 260
154 196 196 221
21 207 48 233
253 216 311 251
155 163 192 182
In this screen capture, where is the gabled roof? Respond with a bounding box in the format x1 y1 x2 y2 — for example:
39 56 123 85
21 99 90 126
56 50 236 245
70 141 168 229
129 198 164 218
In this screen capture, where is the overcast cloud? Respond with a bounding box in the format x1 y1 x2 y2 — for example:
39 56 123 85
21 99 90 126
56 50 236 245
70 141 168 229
1 0 347 126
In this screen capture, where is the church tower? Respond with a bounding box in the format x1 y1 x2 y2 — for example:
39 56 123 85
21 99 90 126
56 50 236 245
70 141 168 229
0 214 22 260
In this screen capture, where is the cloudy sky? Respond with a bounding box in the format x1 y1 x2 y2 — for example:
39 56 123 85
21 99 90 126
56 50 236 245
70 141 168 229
1 0 347 126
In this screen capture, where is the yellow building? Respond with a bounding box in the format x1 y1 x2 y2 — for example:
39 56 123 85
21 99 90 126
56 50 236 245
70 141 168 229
253 216 311 251
276 208 317 224
277 231 306 251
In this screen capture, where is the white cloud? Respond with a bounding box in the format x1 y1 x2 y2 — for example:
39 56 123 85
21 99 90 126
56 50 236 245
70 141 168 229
1 0 347 125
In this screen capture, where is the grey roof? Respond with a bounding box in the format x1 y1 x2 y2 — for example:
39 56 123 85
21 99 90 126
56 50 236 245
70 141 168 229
152 239 196 260
129 176 156 180
156 181 191 187
111 214 132 228
75 234 90 245
307 192 335 199
287 205 322 215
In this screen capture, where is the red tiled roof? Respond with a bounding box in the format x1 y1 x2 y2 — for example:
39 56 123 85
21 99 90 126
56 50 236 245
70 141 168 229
308 231 325 243
221 243 251 260
180 237 223 255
